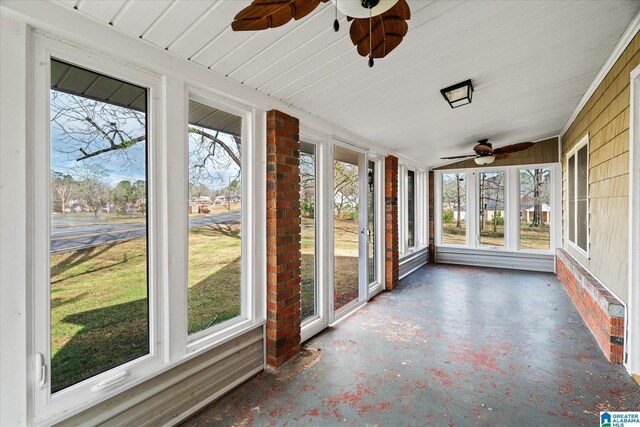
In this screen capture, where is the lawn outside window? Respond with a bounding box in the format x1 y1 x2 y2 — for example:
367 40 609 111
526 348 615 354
30 35 264 425
435 163 558 254
32 41 165 424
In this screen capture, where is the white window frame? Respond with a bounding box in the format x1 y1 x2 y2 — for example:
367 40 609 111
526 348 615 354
434 163 559 254
516 166 554 251
435 170 470 247
398 163 428 258
29 34 265 425
477 168 509 249
298 133 326 342
32 36 165 424
566 133 589 257
405 167 417 250
397 164 406 255
184 89 256 353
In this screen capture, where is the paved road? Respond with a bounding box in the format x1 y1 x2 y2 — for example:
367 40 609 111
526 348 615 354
51 211 241 252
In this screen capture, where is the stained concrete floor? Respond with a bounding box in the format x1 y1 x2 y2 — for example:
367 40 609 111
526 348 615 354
184 264 640 426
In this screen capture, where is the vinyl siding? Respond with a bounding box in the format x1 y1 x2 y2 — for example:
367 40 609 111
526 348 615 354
561 31 640 303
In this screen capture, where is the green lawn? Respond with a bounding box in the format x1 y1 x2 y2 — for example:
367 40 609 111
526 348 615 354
50 215 364 391
50 221 242 392
442 222 550 249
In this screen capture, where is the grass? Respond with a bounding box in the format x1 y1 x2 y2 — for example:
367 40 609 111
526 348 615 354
50 219 243 392
442 222 550 249
50 239 149 392
49 215 364 391
300 217 361 318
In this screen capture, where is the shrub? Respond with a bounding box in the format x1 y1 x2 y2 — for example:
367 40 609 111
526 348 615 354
442 208 454 223
301 198 315 218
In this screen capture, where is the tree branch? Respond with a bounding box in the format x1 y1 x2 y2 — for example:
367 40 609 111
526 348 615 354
189 127 241 167
77 135 146 161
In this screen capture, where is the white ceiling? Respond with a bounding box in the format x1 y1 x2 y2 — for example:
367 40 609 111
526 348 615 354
53 0 639 167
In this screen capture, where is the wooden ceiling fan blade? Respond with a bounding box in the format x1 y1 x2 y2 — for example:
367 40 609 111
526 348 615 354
440 154 477 160
492 141 534 155
349 0 410 59
473 143 493 154
232 0 327 31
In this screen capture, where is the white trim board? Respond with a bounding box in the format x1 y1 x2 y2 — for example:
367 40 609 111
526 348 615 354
627 64 640 376
560 11 640 137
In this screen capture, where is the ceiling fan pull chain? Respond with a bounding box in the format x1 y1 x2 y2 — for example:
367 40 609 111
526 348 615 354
368 8 374 67
334 0 339 31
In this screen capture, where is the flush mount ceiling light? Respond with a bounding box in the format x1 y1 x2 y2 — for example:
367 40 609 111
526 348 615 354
231 0 410 68
440 79 474 109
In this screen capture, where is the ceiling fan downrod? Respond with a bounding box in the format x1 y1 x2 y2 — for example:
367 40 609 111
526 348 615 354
368 7 374 67
334 0 339 31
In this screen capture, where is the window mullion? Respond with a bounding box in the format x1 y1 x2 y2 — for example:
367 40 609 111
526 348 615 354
164 78 188 362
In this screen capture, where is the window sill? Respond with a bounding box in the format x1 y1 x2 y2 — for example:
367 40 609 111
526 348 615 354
399 245 428 261
187 318 265 355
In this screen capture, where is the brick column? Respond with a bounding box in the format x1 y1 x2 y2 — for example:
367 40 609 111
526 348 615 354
266 110 301 368
428 171 435 262
384 155 399 290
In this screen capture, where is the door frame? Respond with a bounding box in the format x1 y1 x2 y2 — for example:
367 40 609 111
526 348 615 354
329 139 369 325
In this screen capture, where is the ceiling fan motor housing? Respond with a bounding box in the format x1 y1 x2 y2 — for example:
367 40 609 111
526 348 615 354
362 0 381 8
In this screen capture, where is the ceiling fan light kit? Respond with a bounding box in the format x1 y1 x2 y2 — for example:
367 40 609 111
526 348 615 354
440 79 474 109
474 155 495 165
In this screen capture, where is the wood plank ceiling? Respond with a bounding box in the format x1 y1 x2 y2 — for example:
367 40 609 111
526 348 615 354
55 0 639 167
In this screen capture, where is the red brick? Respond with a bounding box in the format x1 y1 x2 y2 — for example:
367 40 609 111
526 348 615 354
266 110 302 368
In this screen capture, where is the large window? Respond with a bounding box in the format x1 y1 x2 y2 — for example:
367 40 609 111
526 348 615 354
407 170 415 248
187 100 243 335
441 173 466 245
49 59 149 392
568 139 588 253
520 168 551 249
479 171 505 247
300 142 317 322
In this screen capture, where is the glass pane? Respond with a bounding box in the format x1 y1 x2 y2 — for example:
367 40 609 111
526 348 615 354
50 59 148 392
300 143 317 322
479 171 505 246
407 170 415 248
568 155 576 243
334 148 360 311
519 168 551 249
187 100 242 335
577 146 588 251
368 161 376 285
442 173 466 245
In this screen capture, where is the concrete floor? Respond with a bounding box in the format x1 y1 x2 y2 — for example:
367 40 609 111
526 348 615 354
183 264 640 426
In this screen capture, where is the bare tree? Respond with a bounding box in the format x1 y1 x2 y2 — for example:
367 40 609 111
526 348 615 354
51 172 76 214
74 163 108 219
51 91 241 174
521 168 550 227
333 161 358 219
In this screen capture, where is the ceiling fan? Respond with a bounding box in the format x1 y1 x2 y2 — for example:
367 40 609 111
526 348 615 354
231 0 411 67
440 139 535 165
